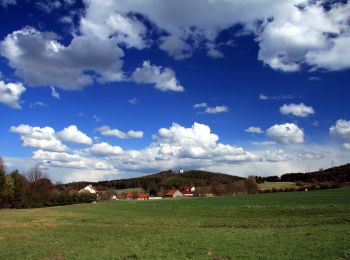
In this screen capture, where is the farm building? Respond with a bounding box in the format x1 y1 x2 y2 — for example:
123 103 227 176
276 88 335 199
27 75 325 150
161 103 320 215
182 187 194 197
165 189 184 198
137 193 149 200
79 185 98 194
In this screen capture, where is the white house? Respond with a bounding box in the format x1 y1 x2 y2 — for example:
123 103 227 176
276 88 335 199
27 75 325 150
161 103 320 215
79 185 98 194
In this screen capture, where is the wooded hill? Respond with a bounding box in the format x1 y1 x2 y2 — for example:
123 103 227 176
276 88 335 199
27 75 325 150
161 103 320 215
59 170 244 194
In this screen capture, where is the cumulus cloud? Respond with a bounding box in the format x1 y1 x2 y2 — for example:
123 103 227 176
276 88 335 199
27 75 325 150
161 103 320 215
0 27 124 90
33 150 114 170
78 0 350 72
280 103 315 117
245 127 263 134
330 119 350 149
10 124 68 152
96 125 143 139
131 60 184 92
90 142 123 156
267 123 304 144
57 125 92 145
193 102 228 114
0 80 25 109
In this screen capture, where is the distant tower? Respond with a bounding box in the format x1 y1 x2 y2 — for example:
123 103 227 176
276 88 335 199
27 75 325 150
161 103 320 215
179 168 184 174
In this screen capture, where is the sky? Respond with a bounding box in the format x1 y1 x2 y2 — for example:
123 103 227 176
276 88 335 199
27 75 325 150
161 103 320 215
0 0 349 183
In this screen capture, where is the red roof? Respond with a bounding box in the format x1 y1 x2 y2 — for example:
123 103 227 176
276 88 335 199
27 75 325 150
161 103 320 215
138 193 149 199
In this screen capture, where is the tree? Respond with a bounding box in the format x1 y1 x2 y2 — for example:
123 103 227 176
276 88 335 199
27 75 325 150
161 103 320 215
26 164 45 184
245 176 258 194
3 175 14 208
0 157 6 207
11 170 29 208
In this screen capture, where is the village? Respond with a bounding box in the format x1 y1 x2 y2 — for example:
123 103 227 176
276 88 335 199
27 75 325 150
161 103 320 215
78 184 214 201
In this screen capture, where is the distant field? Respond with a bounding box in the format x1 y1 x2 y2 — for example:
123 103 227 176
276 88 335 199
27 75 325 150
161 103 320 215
258 181 297 190
0 189 349 259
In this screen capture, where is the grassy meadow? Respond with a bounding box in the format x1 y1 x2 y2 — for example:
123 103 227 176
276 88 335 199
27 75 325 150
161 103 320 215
0 188 349 259
258 181 297 190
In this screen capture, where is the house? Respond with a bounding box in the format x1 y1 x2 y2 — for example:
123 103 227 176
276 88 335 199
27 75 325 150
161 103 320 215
165 189 184 198
116 193 127 200
182 186 194 197
137 193 149 200
79 184 98 194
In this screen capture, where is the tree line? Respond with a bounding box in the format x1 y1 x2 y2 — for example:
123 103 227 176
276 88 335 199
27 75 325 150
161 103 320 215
256 164 350 185
0 157 96 209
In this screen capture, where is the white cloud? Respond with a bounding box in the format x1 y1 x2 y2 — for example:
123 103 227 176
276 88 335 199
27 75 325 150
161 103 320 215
260 149 291 162
0 27 124 90
280 103 315 117
194 102 228 114
267 123 304 144
259 94 295 101
127 97 138 105
33 150 114 170
245 127 263 134
297 149 326 160
29 101 46 109
0 80 25 109
131 60 184 92
58 125 92 145
205 106 228 114
193 103 208 109
96 125 143 139
10 124 68 152
90 142 123 156
50 86 60 99
330 119 350 148
0 0 16 7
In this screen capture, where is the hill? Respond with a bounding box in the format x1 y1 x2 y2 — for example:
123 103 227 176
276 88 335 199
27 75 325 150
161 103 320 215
60 170 243 195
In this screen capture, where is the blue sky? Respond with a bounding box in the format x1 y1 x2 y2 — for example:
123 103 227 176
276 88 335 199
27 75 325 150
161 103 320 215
0 0 349 182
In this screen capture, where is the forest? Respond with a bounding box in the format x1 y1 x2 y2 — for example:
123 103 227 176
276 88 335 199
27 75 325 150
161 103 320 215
0 157 96 209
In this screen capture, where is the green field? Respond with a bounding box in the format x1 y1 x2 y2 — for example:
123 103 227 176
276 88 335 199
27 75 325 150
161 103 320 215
258 181 297 190
0 189 349 259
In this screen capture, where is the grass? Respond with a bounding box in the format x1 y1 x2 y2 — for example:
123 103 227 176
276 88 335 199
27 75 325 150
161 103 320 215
0 188 350 259
258 181 297 190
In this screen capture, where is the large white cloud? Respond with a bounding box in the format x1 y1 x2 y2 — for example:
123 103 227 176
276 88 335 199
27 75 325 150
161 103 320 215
57 125 93 145
0 80 25 109
131 60 184 92
10 124 68 152
267 123 304 144
33 150 114 170
280 103 315 117
0 27 124 90
79 0 350 72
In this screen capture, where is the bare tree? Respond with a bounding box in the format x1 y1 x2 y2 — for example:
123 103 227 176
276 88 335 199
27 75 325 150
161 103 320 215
26 164 45 184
